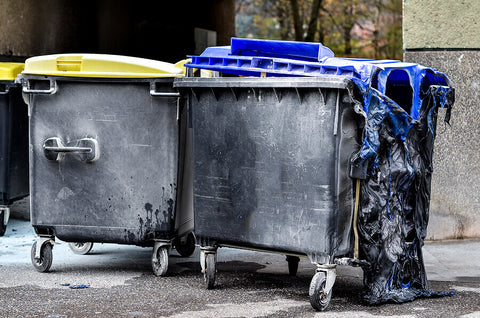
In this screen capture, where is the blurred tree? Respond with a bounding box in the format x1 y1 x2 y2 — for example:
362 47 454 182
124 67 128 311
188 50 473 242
323 0 368 56
235 0 403 59
290 0 323 41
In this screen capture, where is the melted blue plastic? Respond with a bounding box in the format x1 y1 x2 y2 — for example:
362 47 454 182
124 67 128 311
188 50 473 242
186 38 451 121
358 83 454 304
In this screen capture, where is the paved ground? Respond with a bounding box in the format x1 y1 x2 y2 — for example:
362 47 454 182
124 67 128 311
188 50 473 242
1 217 480 317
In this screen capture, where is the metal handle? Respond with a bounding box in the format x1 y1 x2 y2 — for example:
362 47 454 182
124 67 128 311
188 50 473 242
149 90 180 97
44 146 92 153
23 79 57 94
0 84 9 95
149 81 180 97
43 137 99 162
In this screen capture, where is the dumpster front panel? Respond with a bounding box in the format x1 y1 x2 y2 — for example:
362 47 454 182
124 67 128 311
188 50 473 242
183 78 362 258
29 79 179 244
0 83 29 205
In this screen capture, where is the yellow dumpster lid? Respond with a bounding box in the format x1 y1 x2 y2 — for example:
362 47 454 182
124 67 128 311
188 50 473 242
0 63 25 81
22 54 186 78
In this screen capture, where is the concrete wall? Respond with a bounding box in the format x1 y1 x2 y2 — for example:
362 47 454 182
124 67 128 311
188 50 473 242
404 1 480 49
404 0 480 239
0 0 235 221
0 0 95 60
0 0 235 62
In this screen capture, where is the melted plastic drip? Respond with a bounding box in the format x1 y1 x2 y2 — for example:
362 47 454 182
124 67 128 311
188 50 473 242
356 83 454 304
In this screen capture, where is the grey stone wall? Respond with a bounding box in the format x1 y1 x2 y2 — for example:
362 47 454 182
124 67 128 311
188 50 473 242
404 0 480 239
404 0 480 49
404 51 480 239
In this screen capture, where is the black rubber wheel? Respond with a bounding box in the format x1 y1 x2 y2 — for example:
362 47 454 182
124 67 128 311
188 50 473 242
286 255 300 276
68 242 94 255
31 241 53 273
204 253 216 289
309 271 332 311
175 232 196 257
152 246 169 277
0 213 6 237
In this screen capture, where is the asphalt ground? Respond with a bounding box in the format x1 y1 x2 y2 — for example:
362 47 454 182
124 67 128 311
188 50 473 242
1 217 480 318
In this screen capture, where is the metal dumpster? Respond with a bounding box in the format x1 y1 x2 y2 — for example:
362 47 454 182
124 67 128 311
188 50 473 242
0 63 29 236
21 54 195 275
175 76 365 310
176 37 455 311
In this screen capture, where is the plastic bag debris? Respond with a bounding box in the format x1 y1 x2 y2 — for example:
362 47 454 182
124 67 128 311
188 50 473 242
68 284 89 289
59 283 89 289
186 38 455 305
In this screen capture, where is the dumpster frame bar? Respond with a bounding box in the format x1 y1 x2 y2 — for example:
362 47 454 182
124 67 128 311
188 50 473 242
174 76 352 89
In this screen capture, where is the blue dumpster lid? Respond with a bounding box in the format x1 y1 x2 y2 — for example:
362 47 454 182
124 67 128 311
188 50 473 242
230 37 334 61
185 38 451 120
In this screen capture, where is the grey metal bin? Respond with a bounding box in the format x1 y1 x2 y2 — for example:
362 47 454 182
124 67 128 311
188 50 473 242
174 76 365 310
178 37 455 310
21 54 195 275
0 63 29 236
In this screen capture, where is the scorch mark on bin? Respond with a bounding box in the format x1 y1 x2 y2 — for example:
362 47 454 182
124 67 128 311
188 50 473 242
138 185 176 239
124 229 136 242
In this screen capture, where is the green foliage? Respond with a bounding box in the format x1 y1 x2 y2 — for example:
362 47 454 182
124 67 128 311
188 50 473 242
235 0 403 60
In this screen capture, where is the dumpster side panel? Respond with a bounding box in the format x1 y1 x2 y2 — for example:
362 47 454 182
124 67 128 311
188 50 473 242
174 105 194 238
190 85 357 257
336 98 362 254
29 80 179 244
7 86 29 203
0 84 29 205
0 87 10 202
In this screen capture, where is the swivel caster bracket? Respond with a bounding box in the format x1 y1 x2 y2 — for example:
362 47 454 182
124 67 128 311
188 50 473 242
34 236 55 260
314 263 337 296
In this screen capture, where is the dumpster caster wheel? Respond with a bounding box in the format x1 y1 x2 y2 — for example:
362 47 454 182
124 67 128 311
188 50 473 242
286 255 300 276
309 272 332 311
0 207 9 237
204 253 216 289
174 232 196 257
152 245 169 277
31 241 53 273
68 242 93 255
0 220 6 237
